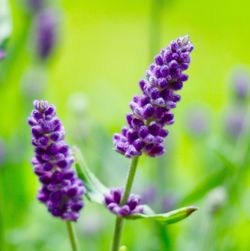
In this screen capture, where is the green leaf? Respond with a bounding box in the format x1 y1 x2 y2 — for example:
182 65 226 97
0 0 12 48
73 146 108 204
178 166 230 206
127 206 198 225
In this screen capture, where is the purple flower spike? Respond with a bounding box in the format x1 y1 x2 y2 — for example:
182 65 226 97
113 36 194 158
36 9 58 60
28 100 85 221
104 188 144 217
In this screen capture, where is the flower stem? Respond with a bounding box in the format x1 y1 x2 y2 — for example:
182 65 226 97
111 156 139 251
66 221 79 251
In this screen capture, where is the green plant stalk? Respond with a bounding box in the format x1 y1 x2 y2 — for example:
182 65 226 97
66 221 79 251
111 156 139 251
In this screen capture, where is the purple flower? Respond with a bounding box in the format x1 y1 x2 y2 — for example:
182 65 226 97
141 186 157 204
104 188 144 217
113 36 193 158
28 0 44 12
161 195 177 212
185 106 210 137
231 68 250 101
28 100 85 221
36 9 58 60
224 107 245 139
0 49 6 60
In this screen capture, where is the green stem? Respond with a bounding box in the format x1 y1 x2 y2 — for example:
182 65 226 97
111 217 124 251
111 156 139 251
66 221 79 251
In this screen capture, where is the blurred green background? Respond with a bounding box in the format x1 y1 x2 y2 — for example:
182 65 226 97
1 0 250 250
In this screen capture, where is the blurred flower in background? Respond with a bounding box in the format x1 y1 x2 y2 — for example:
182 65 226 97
0 49 6 60
224 67 250 140
231 67 250 102
185 105 211 137
35 9 59 61
28 0 44 12
161 194 177 212
224 107 246 139
0 138 6 166
141 186 157 205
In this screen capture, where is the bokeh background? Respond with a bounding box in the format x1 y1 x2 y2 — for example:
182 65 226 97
1 0 250 250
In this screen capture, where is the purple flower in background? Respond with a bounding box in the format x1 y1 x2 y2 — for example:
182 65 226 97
185 106 210 137
0 49 6 60
104 188 144 217
28 0 44 11
141 186 157 204
231 68 250 101
113 36 193 158
28 100 85 221
161 195 177 212
224 107 245 139
36 9 58 60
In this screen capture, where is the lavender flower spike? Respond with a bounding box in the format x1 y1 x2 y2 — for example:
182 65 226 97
114 35 194 158
28 100 85 221
104 188 144 217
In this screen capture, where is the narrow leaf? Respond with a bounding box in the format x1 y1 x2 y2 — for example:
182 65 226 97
178 145 235 206
127 206 198 225
73 146 108 204
178 167 230 206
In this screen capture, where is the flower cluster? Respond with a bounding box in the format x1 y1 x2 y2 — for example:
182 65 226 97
104 188 144 217
113 36 193 157
28 100 85 221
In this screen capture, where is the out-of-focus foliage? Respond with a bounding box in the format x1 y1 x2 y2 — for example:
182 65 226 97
1 0 250 250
